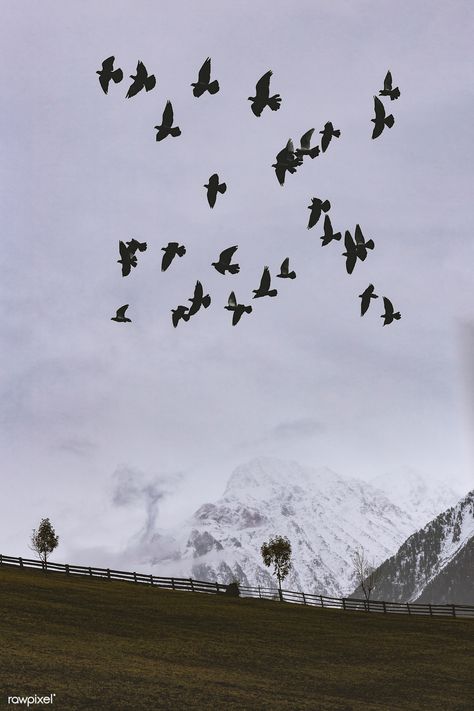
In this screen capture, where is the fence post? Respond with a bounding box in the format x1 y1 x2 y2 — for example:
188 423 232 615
452 605 456 618
383 601 387 614
216 582 219 594
65 564 69 576
320 596 324 608
106 568 110 580
171 578 175 590
19 557 23 568
407 603 411 615
134 572 137 583
258 586 261 599
302 592 306 605
429 604 433 616
150 574 154 586
342 598 346 610
0 553 2 565
190 578 195 592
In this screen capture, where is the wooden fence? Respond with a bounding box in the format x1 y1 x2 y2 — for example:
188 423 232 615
1 554 473 618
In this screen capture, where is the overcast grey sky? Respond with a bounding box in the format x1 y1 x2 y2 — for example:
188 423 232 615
1 1 473 561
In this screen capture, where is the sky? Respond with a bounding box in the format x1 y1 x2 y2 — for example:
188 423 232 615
1 0 473 563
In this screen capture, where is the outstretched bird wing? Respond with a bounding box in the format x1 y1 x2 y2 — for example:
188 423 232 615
383 70 393 92
219 246 238 264
255 70 272 98
116 304 129 319
161 246 174 272
383 296 394 315
198 57 211 84
162 100 174 127
259 266 271 292
280 257 289 274
372 97 386 139
102 56 115 72
227 291 237 308
193 280 204 301
354 224 365 245
344 231 356 252
300 128 315 149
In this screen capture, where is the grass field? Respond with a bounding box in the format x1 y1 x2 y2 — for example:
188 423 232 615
0 565 473 711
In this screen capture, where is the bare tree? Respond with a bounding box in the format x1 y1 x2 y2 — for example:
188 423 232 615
30 518 59 568
352 546 381 608
261 535 292 601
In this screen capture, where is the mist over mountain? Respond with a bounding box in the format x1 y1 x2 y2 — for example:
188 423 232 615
137 457 460 596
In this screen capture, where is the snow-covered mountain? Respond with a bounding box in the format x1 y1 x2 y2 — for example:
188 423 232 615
143 457 460 596
354 490 474 604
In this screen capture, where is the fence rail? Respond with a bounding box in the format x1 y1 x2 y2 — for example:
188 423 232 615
1 554 473 619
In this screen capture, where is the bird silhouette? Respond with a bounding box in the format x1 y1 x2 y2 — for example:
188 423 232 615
118 241 137 277
320 215 342 246
277 258 296 279
272 139 303 186
354 224 375 261
126 61 156 98
155 101 181 141
126 239 147 254
319 122 341 153
342 231 358 274
191 57 219 97
359 284 379 316
248 71 281 116
171 305 190 328
225 291 252 326
253 266 278 298
111 304 131 322
381 296 401 325
97 57 123 94
308 198 331 230
212 246 240 275
379 70 400 101
204 173 227 208
371 96 395 139
187 281 211 317
161 242 186 272
295 129 320 159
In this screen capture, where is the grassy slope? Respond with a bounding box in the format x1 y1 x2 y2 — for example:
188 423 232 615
0 566 473 711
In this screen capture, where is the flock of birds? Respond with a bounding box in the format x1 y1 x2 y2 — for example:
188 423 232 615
99 58 402 328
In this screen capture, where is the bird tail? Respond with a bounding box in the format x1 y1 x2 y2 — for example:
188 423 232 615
394 312 401 320
333 231 342 241
268 289 278 297
112 69 123 84
268 94 282 111
228 265 240 275
244 305 253 314
145 75 156 92
321 200 331 212
333 130 341 138
130 256 138 267
208 80 219 94
365 239 375 250
182 313 190 322
288 271 296 279
391 88 400 100
177 245 186 257
202 295 211 309
137 242 147 252
170 127 181 137
308 146 320 159
218 182 227 195
385 114 395 128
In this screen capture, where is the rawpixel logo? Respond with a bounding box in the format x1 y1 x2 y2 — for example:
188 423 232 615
7 695 56 706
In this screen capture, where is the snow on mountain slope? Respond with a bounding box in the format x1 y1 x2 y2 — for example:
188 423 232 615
355 490 474 603
143 457 451 596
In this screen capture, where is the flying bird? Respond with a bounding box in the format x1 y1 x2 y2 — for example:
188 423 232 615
204 173 227 208
342 231 358 275
253 266 278 298
111 305 131 323
126 239 147 254
381 297 401 325
359 284 379 316
319 122 341 153
320 215 342 246
248 70 282 117
272 139 303 186
212 246 240 275
371 96 395 139
97 56 123 94
225 291 252 326
308 197 331 230
354 224 375 261
126 61 156 98
118 241 137 277
171 305 190 328
155 101 181 141
277 258 296 279
187 281 211 317
161 242 186 272
295 129 320 159
191 57 219 97
379 70 400 101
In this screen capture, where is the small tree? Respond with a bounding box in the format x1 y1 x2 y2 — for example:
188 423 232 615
261 535 292 601
352 546 381 608
30 518 59 568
